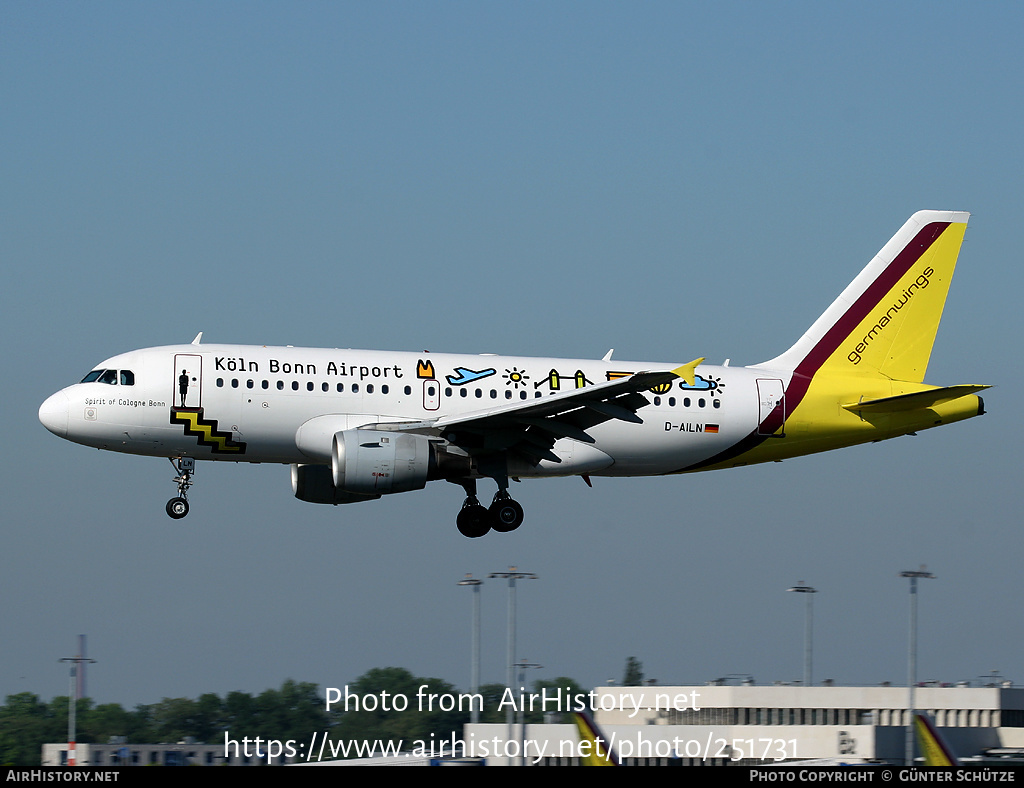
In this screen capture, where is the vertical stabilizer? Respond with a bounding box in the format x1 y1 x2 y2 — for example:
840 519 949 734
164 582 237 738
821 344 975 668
573 711 619 765
758 211 969 383
915 712 960 767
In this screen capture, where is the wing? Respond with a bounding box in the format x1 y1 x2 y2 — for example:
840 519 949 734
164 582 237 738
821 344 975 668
363 358 703 466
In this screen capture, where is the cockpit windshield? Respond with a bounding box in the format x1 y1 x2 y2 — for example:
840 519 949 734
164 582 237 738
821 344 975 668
81 369 135 385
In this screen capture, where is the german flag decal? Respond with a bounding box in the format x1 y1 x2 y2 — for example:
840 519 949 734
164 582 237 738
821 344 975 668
170 408 246 454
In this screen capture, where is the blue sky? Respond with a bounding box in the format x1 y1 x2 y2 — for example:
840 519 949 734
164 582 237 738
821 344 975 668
2 2 1021 708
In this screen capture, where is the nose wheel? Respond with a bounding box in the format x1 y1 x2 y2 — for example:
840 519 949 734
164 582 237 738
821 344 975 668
166 497 189 519
166 457 195 519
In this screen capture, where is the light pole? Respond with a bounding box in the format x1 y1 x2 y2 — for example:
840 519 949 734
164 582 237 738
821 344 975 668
489 566 537 765
457 574 483 724
901 567 935 766
59 655 95 766
787 582 817 687
516 659 542 766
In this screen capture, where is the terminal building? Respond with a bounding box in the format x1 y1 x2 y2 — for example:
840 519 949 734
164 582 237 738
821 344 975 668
42 681 1024 766
466 682 1024 766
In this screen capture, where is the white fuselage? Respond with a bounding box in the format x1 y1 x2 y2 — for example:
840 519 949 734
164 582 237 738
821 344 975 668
40 343 783 478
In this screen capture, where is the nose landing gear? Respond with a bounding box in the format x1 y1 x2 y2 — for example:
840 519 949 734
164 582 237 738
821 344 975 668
166 457 194 519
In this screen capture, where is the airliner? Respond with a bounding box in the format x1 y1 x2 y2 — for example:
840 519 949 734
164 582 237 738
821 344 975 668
39 211 988 537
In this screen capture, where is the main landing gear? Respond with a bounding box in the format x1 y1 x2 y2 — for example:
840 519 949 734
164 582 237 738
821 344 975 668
455 480 525 538
166 456 194 519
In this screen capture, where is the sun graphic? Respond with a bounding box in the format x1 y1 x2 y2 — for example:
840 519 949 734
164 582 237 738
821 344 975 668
503 367 530 388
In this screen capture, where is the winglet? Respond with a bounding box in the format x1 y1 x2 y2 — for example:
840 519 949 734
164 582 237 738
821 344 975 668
191 332 203 345
671 357 705 387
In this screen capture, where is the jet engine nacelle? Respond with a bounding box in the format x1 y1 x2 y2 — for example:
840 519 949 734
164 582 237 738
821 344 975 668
332 429 434 495
291 463 381 505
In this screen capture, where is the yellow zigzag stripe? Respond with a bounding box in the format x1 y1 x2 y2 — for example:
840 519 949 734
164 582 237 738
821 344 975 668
172 410 244 453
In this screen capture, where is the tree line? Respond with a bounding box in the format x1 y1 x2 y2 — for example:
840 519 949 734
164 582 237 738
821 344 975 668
0 669 587 766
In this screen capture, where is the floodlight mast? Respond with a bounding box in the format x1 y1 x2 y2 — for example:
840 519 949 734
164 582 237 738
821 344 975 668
900 567 935 766
489 566 537 766
457 574 484 724
787 582 817 687
59 654 96 767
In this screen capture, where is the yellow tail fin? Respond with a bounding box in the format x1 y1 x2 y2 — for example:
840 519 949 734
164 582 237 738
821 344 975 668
915 712 959 767
573 711 619 765
760 211 969 383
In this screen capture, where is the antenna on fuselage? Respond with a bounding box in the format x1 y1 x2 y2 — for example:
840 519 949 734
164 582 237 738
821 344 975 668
191 332 203 345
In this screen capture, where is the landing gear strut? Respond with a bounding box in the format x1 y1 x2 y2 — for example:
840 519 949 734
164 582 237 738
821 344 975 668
453 479 525 537
166 456 194 519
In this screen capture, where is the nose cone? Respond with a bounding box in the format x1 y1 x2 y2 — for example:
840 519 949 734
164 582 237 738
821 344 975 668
39 391 69 437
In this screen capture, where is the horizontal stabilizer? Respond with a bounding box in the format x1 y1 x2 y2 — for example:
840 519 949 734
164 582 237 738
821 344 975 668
843 385 989 413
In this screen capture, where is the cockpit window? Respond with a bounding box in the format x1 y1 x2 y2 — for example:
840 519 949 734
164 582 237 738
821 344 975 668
81 368 130 384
